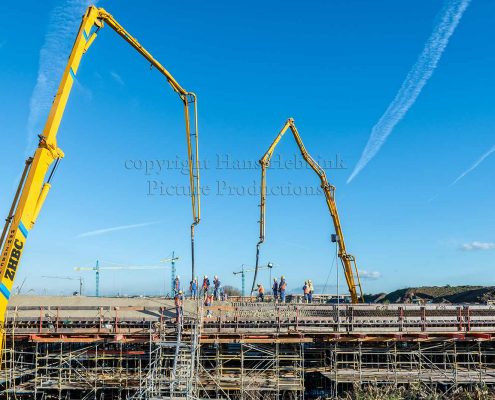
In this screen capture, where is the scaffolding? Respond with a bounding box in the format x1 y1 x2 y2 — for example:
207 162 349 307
197 342 304 400
322 340 495 397
2 298 495 399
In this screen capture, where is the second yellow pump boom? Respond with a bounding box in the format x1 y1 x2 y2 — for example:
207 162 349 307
0 5 201 353
251 118 363 303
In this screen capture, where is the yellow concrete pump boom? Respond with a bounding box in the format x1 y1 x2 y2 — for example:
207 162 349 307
0 6 201 351
251 118 363 303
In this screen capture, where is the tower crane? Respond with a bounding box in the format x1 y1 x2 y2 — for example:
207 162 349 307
161 253 180 296
74 261 170 297
0 5 201 351
234 262 274 297
42 276 84 295
251 118 363 303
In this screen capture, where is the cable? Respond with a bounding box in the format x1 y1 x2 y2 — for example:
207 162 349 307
99 260 166 269
321 251 337 294
336 239 339 305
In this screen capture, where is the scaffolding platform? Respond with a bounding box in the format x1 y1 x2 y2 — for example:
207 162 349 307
2 296 495 399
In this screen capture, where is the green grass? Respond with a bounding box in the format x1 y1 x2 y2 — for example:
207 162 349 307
340 384 494 400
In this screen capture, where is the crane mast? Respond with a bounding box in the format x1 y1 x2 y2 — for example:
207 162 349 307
251 118 363 303
0 6 201 352
234 263 274 297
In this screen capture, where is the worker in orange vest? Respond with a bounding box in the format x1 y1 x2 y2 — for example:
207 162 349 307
174 290 184 324
303 281 310 303
202 275 210 297
257 283 265 302
279 276 287 303
206 294 215 318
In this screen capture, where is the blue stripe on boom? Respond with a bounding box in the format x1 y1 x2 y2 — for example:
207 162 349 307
83 30 89 41
69 68 76 79
0 283 10 300
18 221 28 238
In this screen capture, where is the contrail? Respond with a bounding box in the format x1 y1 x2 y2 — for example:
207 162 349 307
347 0 471 183
77 222 159 238
26 0 93 153
450 144 495 186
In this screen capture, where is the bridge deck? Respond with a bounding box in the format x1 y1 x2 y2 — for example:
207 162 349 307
5 296 495 343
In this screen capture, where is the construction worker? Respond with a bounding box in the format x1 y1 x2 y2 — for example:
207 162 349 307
204 293 213 317
174 290 184 324
213 275 222 301
279 276 287 303
202 275 210 297
257 283 265 302
303 281 310 303
308 279 314 303
190 277 198 299
272 278 279 302
173 275 181 295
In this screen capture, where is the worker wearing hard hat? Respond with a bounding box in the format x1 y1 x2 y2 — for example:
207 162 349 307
202 275 210 297
279 276 287 303
189 277 198 299
307 280 314 303
303 281 310 303
173 275 181 295
272 278 279 303
257 284 265 302
174 290 184 324
213 275 222 301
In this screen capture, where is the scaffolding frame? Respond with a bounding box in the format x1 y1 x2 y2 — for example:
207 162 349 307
2 301 495 399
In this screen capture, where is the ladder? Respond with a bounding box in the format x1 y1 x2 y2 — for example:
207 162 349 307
129 301 202 400
171 299 202 398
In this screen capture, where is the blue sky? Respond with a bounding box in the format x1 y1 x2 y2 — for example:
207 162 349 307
0 0 494 296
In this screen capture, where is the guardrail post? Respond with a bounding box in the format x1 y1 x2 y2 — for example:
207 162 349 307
114 307 119 334
296 306 299 331
399 306 404 332
465 306 470 332
349 306 353 332
99 307 103 333
457 306 463 331
235 306 238 333
159 306 164 332
421 306 426 332
39 306 43 334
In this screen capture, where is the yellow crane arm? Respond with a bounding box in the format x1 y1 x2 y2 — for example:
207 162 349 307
98 9 201 244
97 8 201 278
0 6 200 351
251 118 363 303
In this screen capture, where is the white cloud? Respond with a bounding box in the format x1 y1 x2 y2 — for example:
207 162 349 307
359 270 382 280
460 241 495 251
450 144 495 187
77 221 159 238
110 71 125 86
26 0 94 153
347 0 471 183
